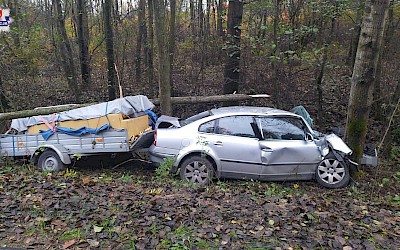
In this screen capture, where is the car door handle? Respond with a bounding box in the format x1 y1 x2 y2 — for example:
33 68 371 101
260 145 272 152
214 141 223 146
262 148 272 152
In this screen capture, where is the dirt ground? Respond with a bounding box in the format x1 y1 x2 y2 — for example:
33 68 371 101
0 158 399 249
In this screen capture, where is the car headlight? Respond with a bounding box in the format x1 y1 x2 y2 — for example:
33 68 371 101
321 147 329 157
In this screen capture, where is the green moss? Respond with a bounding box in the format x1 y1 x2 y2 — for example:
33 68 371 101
347 119 367 160
347 119 367 135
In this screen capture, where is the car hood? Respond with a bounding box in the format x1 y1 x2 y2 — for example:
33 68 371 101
324 133 352 155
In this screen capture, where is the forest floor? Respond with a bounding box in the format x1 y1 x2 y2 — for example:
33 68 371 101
0 158 399 250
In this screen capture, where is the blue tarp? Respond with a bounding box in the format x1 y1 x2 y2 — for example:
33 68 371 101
40 123 111 140
145 110 158 129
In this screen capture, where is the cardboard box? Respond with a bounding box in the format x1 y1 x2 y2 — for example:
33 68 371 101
27 114 149 139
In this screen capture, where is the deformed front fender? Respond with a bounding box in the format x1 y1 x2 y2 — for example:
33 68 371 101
316 134 358 172
325 134 352 155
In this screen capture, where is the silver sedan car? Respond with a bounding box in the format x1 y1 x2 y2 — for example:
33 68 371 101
149 106 357 188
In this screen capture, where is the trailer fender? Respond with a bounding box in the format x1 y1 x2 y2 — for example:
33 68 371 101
32 144 71 165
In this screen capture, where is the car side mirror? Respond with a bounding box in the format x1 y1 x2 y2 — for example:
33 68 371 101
305 132 314 141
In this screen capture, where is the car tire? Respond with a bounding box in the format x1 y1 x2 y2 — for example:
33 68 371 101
37 150 66 171
180 155 214 185
316 153 350 188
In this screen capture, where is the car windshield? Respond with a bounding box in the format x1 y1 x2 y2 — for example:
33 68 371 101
257 116 308 140
180 111 211 126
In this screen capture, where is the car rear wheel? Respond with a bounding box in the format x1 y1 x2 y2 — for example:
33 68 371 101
316 153 350 188
180 156 214 185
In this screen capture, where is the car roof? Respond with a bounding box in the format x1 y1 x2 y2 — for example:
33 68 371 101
210 106 294 116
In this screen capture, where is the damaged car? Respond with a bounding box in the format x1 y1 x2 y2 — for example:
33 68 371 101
149 106 374 188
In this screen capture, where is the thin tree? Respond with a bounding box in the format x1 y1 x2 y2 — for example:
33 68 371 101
347 0 365 69
223 0 244 95
345 0 390 162
217 0 224 37
76 0 91 88
8 0 20 47
271 0 281 106
169 0 176 93
54 0 80 102
153 0 172 114
190 0 195 35
147 0 155 97
136 0 147 85
104 0 117 100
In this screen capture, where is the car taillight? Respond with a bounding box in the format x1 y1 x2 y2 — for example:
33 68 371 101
153 130 157 146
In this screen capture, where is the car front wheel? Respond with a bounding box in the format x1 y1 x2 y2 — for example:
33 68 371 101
316 153 350 188
180 156 214 185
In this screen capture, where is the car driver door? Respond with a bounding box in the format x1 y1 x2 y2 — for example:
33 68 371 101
256 116 321 181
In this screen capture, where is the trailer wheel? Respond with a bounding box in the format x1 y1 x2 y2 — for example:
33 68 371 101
37 150 66 171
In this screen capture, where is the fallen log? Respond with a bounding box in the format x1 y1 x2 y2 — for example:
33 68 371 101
152 94 270 105
0 94 270 121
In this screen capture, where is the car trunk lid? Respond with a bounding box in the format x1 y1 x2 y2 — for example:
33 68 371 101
156 115 182 128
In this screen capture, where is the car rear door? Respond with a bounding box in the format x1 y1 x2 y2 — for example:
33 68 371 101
256 116 321 181
199 115 262 180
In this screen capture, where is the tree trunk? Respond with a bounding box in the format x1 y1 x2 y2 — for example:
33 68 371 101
217 0 224 37
190 0 196 35
315 46 328 118
114 0 120 23
380 80 400 158
345 0 389 163
153 0 172 115
136 0 146 85
205 0 211 36
147 0 155 98
223 0 243 95
54 0 80 102
8 0 20 47
271 0 280 106
0 76 9 112
76 0 91 88
373 1 395 121
198 0 204 36
104 0 117 100
347 0 365 68
169 0 176 93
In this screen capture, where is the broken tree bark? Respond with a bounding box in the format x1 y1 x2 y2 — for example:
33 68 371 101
0 94 270 121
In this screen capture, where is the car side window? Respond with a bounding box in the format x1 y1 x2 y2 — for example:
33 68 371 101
198 120 216 133
216 116 257 138
257 117 306 140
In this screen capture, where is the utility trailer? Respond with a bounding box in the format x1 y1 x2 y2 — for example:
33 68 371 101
0 95 156 170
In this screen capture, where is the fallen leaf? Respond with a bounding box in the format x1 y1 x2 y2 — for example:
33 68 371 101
93 225 103 233
221 235 230 245
87 239 100 247
82 177 90 184
255 225 264 231
62 239 76 249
